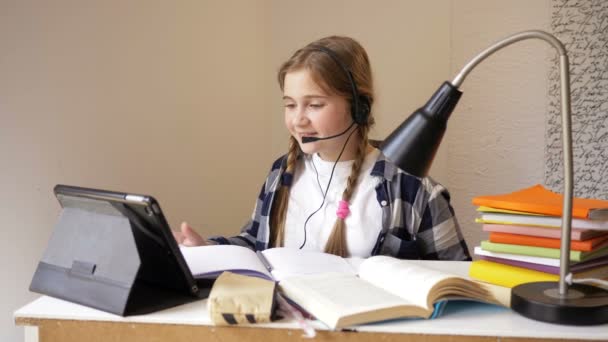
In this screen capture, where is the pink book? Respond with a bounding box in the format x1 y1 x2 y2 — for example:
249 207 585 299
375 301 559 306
482 224 608 241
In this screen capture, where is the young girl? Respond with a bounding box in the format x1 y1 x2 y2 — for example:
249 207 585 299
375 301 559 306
175 36 471 260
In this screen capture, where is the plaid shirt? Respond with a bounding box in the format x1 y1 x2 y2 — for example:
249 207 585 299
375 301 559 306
210 151 471 261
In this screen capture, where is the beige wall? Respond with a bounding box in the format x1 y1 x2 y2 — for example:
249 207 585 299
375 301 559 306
446 0 550 256
2 1 271 341
3 1 551 341
266 0 453 178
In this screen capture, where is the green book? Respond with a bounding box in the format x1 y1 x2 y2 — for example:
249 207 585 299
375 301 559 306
480 240 608 262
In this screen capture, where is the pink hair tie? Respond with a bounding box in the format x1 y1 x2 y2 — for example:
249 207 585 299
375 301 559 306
336 200 350 219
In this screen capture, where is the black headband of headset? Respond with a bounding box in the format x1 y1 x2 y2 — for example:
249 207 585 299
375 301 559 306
308 45 363 123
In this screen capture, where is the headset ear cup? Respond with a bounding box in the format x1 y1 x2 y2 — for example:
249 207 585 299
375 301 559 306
353 95 371 125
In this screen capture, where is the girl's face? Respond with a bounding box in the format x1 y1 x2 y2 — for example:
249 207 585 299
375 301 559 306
283 69 358 161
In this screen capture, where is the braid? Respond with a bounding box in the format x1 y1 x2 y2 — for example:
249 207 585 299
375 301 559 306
270 136 299 247
324 126 370 257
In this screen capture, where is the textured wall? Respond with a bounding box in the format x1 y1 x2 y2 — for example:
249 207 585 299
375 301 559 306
546 0 608 199
446 0 550 255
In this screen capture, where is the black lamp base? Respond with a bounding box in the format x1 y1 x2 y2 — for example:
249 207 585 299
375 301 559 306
511 281 608 325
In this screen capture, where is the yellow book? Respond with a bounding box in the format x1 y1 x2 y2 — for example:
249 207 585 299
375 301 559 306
469 260 558 288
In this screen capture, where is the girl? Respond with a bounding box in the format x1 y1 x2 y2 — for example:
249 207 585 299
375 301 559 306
175 36 471 260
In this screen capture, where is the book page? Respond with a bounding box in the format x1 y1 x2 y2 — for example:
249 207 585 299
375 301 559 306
179 245 271 280
279 272 423 329
345 256 366 271
358 256 456 309
282 273 410 312
262 248 356 282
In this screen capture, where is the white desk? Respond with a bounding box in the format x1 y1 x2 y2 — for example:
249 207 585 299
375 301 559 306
14 261 608 342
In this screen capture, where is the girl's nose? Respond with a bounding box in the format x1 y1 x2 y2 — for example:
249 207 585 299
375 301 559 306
293 108 309 125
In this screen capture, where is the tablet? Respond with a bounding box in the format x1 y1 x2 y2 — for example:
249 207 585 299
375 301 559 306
30 184 213 315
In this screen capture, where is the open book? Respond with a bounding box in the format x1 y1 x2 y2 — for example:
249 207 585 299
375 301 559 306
179 245 510 330
279 256 510 329
179 245 359 282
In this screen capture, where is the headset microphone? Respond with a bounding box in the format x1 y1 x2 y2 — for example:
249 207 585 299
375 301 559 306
301 122 356 143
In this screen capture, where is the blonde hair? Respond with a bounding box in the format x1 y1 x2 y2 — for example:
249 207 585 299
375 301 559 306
271 36 375 257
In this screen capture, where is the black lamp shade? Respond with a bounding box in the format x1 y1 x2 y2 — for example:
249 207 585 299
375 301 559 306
380 82 462 177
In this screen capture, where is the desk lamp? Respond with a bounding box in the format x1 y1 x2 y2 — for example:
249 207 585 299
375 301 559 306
380 30 608 325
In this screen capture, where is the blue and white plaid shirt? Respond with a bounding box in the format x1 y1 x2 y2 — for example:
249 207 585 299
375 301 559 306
210 150 471 261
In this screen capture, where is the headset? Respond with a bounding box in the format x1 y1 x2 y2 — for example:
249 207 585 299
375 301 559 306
308 45 371 126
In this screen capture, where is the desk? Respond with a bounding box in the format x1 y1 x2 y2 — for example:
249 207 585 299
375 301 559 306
14 261 608 342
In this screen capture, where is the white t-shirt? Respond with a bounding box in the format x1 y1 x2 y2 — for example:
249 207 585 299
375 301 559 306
283 148 383 257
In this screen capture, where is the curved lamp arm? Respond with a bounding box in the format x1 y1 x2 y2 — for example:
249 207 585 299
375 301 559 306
452 30 573 296
381 30 573 294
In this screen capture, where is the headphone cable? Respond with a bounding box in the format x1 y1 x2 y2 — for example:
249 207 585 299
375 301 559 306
299 127 357 249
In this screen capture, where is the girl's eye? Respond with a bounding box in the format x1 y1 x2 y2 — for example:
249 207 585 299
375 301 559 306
309 103 325 109
284 103 296 109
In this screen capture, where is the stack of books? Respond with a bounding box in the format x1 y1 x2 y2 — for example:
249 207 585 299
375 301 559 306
468 184 608 288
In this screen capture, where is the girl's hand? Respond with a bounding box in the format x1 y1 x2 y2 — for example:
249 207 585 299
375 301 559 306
173 222 208 246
